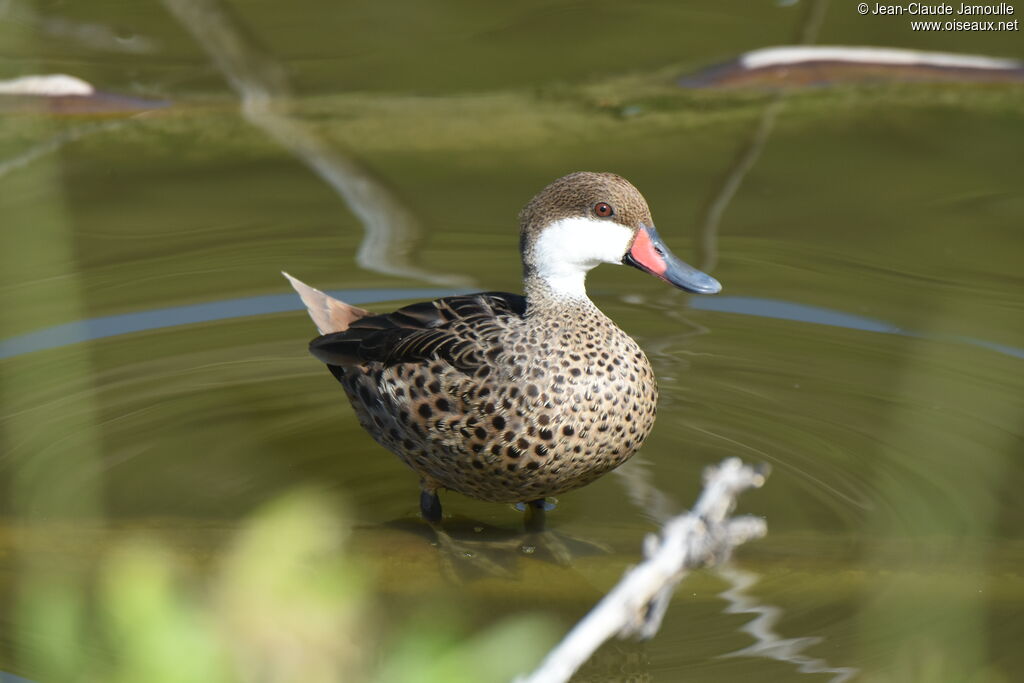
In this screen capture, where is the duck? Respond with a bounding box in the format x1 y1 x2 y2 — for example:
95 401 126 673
284 171 721 523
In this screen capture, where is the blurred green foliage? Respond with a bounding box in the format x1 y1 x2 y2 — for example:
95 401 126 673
14 493 557 683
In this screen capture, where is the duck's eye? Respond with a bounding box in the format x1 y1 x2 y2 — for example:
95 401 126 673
594 202 614 217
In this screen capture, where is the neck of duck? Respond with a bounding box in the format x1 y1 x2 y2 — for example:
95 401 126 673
523 266 596 315
520 215 635 317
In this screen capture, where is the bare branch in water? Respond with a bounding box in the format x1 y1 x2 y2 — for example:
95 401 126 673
517 458 768 683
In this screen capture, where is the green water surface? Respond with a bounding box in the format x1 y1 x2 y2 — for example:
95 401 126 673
1 1 1023 681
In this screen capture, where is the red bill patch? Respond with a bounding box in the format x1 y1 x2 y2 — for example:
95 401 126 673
629 228 667 275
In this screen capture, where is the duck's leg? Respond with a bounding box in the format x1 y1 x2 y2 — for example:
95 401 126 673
523 498 548 532
420 488 443 522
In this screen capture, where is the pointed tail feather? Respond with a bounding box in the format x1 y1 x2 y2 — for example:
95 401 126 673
281 271 372 334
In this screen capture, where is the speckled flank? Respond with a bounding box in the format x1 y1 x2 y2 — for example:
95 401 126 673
337 295 657 502
294 172 668 506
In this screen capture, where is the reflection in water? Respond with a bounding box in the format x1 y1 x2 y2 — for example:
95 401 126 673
615 455 860 680
614 453 859 678
161 0 472 288
4 291 1020 362
0 73 109 683
680 45 1024 89
718 565 858 682
0 109 106 521
692 296 1024 360
387 516 611 584
694 97 782 272
0 1 158 54
0 288 464 360
693 0 828 272
0 122 123 179
696 295 903 335
628 25 869 665
612 455 680 526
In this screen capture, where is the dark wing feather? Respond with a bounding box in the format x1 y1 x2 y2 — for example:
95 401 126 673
309 292 525 373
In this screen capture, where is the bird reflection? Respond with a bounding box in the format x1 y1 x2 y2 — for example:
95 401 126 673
385 513 610 583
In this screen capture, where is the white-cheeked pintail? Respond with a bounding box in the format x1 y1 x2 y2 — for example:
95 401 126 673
285 172 721 522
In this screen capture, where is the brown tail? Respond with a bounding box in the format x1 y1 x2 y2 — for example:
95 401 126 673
282 272 372 334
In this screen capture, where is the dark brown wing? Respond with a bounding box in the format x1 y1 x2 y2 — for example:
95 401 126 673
308 292 525 373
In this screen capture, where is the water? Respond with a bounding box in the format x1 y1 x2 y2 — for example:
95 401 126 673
2 1 1023 681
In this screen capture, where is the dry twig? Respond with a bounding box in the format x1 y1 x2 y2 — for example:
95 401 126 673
517 458 768 683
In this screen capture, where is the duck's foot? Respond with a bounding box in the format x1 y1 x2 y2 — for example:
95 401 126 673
514 498 557 513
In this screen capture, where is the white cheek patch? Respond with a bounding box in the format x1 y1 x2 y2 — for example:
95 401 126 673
531 216 634 298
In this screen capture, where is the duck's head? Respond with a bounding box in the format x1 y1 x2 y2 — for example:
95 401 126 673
519 171 721 299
